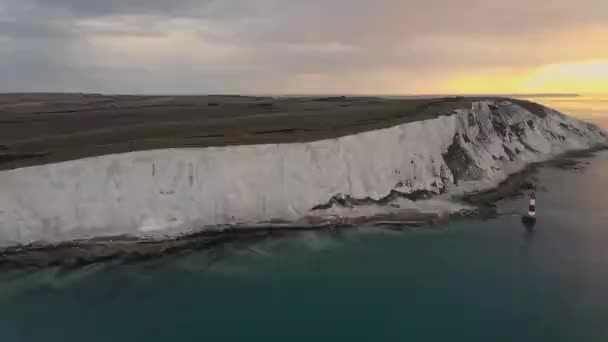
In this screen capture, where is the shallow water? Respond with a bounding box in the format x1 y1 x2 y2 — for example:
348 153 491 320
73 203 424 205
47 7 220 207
1 152 608 341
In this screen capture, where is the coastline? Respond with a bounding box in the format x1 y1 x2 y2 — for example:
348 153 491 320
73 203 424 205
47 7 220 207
1 147 603 270
1 95 606 269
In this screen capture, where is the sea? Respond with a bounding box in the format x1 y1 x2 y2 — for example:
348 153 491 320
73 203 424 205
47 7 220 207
521 94 608 131
1 95 607 342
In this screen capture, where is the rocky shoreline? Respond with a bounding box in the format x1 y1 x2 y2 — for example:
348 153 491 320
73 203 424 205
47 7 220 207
0 212 441 270
1 148 602 270
2 96 606 270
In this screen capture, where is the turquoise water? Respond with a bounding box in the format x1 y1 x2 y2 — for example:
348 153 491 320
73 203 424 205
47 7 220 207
2 152 608 341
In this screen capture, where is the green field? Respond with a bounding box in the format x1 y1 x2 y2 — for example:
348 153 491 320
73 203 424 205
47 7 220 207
0 94 536 170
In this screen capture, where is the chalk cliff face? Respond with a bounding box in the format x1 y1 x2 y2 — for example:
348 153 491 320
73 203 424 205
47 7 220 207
0 100 606 246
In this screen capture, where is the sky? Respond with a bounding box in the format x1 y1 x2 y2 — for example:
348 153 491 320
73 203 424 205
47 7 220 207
1 0 607 94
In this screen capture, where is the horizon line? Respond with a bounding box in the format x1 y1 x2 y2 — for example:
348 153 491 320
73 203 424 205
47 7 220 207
0 92 590 97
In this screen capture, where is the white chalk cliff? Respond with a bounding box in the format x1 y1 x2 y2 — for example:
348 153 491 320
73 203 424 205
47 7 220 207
0 100 606 246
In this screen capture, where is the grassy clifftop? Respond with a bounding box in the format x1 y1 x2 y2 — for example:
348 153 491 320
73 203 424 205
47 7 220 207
0 94 536 170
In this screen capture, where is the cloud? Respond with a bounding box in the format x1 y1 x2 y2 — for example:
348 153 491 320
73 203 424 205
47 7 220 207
1 0 607 93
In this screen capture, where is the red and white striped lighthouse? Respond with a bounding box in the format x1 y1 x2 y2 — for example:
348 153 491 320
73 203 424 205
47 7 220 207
527 192 536 218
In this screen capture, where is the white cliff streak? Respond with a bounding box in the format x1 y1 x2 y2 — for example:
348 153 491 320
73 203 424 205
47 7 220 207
0 100 606 245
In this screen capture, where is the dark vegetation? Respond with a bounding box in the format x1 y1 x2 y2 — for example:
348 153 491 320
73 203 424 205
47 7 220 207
509 99 548 118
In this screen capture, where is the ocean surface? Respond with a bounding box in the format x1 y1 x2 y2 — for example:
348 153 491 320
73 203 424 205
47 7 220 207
2 153 608 341
1 96 608 342
522 94 608 131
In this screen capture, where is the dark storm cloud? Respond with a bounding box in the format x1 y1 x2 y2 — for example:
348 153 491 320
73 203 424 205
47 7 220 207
0 20 72 39
1 0 607 93
8 0 606 40
7 0 257 18
5 0 195 16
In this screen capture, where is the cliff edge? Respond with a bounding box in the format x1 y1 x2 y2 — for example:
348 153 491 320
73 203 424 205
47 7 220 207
0 98 606 247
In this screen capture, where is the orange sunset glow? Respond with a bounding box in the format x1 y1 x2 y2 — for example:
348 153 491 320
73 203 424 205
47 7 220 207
442 61 608 95
1 0 608 95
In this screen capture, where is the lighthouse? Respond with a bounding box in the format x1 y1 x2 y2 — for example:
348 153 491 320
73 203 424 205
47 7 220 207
528 192 536 219
522 191 537 228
